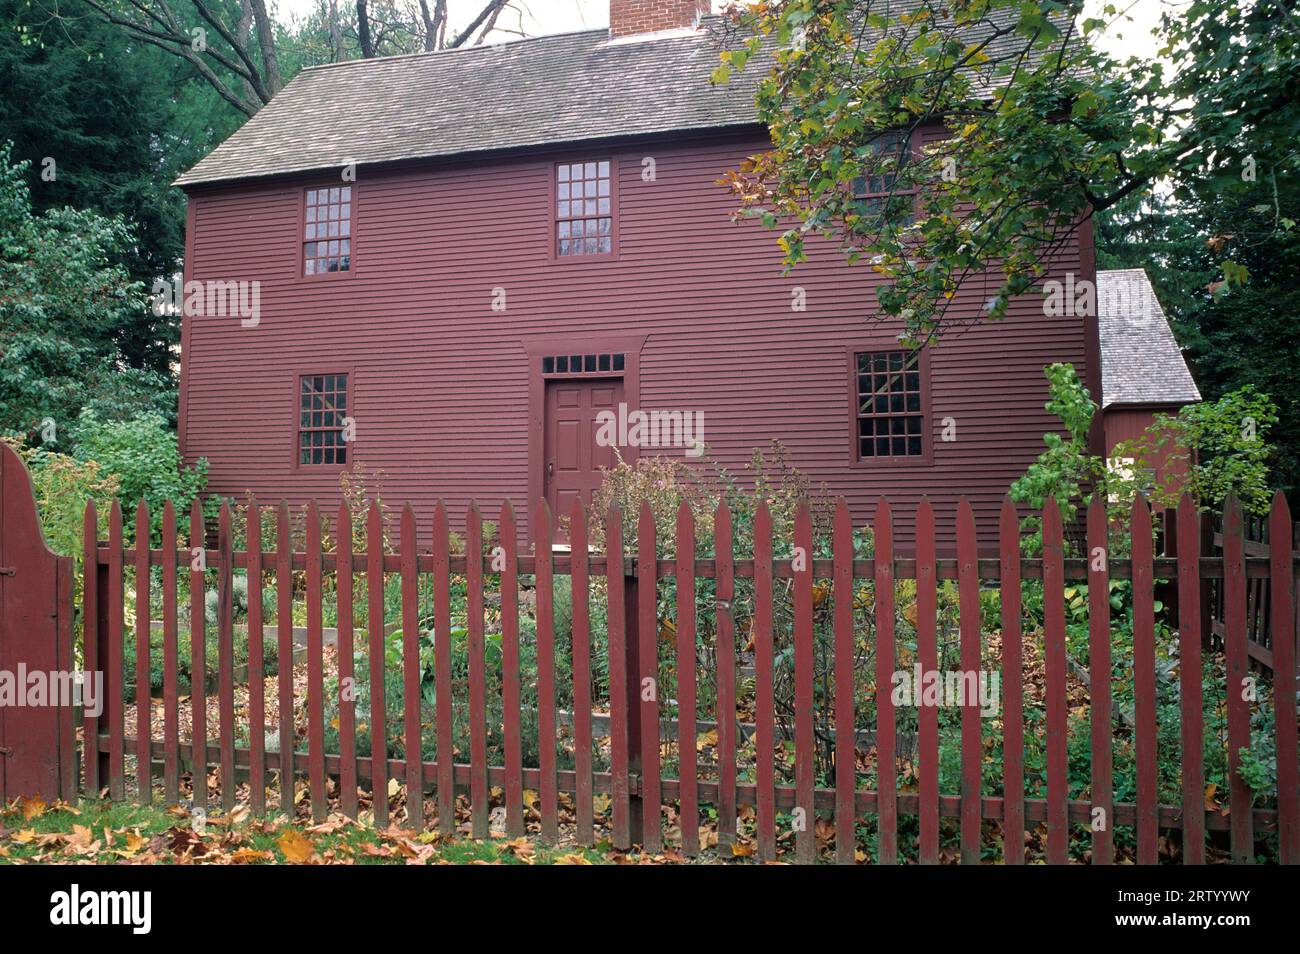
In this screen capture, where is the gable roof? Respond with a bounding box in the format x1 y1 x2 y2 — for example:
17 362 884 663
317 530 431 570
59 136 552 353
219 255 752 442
174 25 764 188
1097 268 1201 409
176 7 1082 189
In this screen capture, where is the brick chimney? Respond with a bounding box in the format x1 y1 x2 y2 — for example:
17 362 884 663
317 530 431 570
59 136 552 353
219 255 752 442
609 0 710 37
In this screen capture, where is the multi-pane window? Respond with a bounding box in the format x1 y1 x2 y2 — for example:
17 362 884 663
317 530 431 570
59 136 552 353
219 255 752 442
304 186 352 275
852 131 916 225
556 161 612 256
541 352 625 375
856 351 924 458
298 374 348 465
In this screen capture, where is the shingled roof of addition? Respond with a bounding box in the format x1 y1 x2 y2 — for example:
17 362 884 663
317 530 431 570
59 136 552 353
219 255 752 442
174 23 765 187
1097 268 1201 409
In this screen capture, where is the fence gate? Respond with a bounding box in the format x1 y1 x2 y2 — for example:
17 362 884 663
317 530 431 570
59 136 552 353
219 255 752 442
0 442 76 803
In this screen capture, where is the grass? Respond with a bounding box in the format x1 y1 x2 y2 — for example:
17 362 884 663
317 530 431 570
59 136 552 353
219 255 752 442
0 797 615 865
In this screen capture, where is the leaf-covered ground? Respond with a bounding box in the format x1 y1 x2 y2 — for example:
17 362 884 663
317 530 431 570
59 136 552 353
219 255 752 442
0 796 628 865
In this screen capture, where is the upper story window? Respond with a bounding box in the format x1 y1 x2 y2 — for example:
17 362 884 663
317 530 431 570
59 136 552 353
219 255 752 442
855 350 925 459
298 373 349 465
852 131 916 226
556 160 612 257
304 186 352 275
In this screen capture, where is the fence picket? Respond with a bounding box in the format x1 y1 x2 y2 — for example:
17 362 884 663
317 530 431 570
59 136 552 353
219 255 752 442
367 501 388 827
715 500 737 848
874 498 897 865
162 501 180 806
605 504 631 849
1223 497 1252 862
400 504 421 829
106 501 126 801
1176 495 1206 864
306 503 326 821
498 501 522 837
570 499 594 845
83 501 102 795
134 500 151 804
793 503 815 865
1042 498 1068 864
189 500 206 813
1131 497 1158 864
916 498 938 864
1087 495 1113 864
535 500 559 843
276 501 294 813
218 501 236 812
833 498 855 864
1270 492 1299 863
957 498 980 863
244 501 265 814
336 504 356 818
432 502 453 835
676 501 699 855
637 501 661 852
999 497 1023 864
467 502 488 838
754 501 776 862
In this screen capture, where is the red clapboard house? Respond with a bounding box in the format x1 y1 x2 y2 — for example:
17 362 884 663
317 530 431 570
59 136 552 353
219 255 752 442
172 1 1193 547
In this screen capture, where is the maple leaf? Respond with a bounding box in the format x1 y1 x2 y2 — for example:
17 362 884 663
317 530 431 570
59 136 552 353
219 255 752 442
277 829 316 863
19 796 46 821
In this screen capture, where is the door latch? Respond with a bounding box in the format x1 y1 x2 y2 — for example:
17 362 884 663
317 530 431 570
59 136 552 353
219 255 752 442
0 566 14 577
0 747 12 757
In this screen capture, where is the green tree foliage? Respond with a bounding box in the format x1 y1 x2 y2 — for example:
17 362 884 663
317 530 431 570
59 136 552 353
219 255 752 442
0 142 174 441
0 0 242 373
718 0 1298 343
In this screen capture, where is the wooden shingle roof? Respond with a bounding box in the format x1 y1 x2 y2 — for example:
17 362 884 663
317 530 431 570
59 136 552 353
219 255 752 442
175 25 763 187
176 8 1080 189
1097 268 1201 409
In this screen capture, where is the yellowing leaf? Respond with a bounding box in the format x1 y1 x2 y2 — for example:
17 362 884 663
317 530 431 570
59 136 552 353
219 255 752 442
277 829 316 863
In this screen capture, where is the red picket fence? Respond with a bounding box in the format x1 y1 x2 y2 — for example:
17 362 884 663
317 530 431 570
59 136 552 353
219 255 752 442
1202 509 1300 675
55 489 1300 863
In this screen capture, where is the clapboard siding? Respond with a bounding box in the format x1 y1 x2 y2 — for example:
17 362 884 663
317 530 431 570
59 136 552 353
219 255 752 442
180 128 1096 548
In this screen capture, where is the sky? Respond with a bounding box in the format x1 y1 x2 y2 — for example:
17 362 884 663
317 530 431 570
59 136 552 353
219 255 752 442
271 0 1171 63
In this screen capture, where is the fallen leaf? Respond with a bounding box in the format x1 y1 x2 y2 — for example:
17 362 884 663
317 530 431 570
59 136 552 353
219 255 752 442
277 829 316 863
229 848 273 864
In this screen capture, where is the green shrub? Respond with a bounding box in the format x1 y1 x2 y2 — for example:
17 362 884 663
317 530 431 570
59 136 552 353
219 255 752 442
73 410 207 542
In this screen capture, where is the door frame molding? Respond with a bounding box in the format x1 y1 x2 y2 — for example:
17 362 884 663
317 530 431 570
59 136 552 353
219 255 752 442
522 333 647 546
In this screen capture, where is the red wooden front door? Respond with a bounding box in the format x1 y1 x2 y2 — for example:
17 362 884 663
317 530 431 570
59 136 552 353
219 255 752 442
544 377 624 536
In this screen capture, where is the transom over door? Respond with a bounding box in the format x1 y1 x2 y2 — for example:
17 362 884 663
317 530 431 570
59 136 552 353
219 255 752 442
544 377 624 539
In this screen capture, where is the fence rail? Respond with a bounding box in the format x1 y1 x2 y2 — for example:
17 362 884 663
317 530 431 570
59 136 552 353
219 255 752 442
57 488 1298 865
